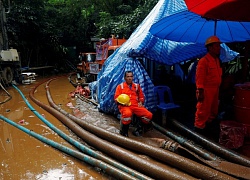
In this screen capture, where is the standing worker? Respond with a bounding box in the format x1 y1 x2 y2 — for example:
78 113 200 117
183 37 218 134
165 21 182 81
114 71 153 137
195 36 222 135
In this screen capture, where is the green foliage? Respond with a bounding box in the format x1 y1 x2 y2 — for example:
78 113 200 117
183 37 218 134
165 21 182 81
225 57 242 74
6 0 46 66
224 43 249 76
96 12 113 38
95 0 157 38
3 0 157 70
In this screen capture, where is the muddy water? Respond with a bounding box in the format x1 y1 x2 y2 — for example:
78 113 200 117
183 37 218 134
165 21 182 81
3 74 248 180
0 75 110 180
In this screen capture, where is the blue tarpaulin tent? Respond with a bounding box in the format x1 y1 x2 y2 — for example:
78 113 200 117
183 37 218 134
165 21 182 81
89 0 238 115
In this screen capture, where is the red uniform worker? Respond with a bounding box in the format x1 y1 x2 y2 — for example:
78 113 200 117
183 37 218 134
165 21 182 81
114 71 152 137
195 36 222 133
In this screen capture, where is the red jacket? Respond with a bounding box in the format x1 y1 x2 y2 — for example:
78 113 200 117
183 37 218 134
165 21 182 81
114 82 145 106
196 53 222 89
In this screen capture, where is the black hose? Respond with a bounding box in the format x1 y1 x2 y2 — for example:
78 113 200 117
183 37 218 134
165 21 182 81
45 77 237 180
153 121 250 179
170 118 250 167
29 77 196 180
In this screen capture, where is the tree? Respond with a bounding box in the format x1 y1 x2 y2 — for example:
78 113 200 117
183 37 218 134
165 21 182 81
4 0 157 70
95 0 157 38
7 0 46 67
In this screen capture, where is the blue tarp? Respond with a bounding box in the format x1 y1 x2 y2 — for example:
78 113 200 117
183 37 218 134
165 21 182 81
90 55 156 115
90 0 239 114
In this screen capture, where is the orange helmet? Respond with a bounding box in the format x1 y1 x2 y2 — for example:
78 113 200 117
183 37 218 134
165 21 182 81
205 36 221 46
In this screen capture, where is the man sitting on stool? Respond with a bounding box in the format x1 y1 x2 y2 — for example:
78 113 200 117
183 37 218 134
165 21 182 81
114 71 153 137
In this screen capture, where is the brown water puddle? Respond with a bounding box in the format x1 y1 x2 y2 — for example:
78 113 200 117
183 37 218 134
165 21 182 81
2 75 249 180
0 76 110 180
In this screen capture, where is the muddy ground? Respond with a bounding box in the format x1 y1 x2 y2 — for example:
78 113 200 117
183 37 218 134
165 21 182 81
0 75 114 180
0 74 170 180
1 74 250 180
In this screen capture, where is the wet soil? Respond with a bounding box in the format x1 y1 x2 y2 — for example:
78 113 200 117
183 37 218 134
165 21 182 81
1 74 250 180
0 74 170 180
0 75 112 180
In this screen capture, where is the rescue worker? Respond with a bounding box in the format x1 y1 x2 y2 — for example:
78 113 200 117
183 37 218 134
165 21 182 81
114 71 153 137
195 36 222 135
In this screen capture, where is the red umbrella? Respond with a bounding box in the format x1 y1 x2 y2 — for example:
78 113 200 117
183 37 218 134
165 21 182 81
184 0 250 81
185 0 250 22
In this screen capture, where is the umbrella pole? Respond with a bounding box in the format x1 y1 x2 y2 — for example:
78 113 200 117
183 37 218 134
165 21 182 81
242 41 250 82
214 20 217 35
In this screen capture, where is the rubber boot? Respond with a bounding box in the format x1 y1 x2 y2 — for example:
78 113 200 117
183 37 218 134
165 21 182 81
132 121 143 137
144 121 153 132
120 123 129 137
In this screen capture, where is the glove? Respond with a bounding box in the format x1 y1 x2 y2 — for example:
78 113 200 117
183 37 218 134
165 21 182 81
124 102 130 106
196 88 204 102
138 101 144 107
